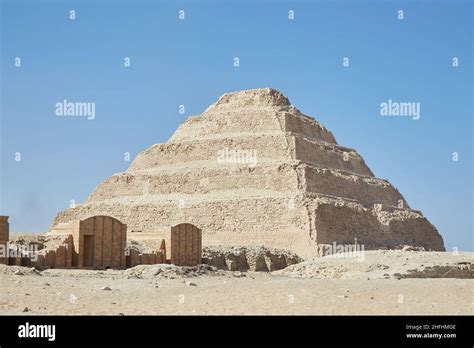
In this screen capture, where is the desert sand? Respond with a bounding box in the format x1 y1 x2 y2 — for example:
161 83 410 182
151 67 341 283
1 250 472 315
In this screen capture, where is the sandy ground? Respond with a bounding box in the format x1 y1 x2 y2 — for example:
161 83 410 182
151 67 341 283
1 261 472 315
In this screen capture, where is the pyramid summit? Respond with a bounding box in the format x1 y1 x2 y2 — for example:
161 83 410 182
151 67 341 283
52 88 445 258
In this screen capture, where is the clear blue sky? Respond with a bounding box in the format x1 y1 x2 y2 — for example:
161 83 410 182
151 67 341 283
1 0 472 251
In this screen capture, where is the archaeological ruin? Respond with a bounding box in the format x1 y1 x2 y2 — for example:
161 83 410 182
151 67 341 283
48 88 445 259
1 215 202 269
0 216 9 265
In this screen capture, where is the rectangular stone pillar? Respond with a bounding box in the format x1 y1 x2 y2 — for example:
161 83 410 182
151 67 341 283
0 216 9 265
130 249 140 267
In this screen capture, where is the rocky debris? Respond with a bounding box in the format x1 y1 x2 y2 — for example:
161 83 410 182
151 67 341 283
124 264 226 279
22 307 30 312
0 265 41 276
126 239 160 254
100 286 112 291
9 233 69 252
273 250 473 279
233 271 245 278
39 268 123 278
396 245 426 252
9 233 49 249
202 245 303 272
403 263 472 278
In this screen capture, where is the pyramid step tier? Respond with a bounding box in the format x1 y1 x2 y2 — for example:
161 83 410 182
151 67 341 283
170 107 337 144
129 133 373 176
89 162 407 208
191 87 333 145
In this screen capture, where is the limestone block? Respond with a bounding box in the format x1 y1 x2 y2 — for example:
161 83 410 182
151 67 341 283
140 253 149 265
130 249 140 267
34 254 45 269
0 216 9 245
155 251 163 264
55 245 66 268
45 251 56 268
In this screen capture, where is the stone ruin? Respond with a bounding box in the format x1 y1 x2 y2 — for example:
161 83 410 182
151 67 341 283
0 216 9 265
0 215 202 269
47 88 445 259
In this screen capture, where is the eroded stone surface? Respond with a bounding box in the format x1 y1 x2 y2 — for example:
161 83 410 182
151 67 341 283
202 245 303 272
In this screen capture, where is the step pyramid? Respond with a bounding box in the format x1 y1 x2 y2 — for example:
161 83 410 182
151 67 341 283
51 88 445 258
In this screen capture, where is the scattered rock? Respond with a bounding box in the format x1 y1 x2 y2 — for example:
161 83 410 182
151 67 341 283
101 286 112 291
125 264 225 279
399 245 426 252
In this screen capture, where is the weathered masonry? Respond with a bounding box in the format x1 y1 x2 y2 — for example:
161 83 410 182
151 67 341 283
0 216 9 265
72 216 127 268
165 223 202 266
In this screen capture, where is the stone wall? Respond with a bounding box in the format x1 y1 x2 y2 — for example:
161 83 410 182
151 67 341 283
165 223 202 266
0 216 9 265
71 216 127 269
28 235 74 269
126 249 165 268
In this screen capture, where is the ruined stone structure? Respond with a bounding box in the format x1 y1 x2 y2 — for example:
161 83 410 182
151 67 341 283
32 235 74 269
0 216 9 265
165 223 202 266
46 217 127 269
74 216 127 268
127 223 202 266
3 215 202 269
126 246 166 268
51 88 445 258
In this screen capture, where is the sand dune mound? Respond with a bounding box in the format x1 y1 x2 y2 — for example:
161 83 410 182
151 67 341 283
273 250 473 279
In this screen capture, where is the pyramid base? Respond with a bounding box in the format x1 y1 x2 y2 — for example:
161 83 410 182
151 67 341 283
52 194 445 259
